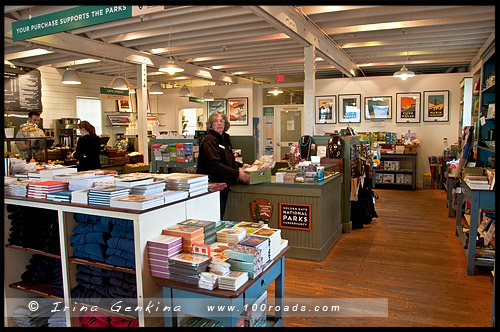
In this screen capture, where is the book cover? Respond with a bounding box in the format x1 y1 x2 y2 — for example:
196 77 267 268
184 143 193 163
147 234 183 249
168 252 212 266
179 219 216 231
162 224 204 239
176 143 185 162
169 145 177 162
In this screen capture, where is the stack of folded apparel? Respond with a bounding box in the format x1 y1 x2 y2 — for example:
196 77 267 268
162 224 204 253
226 244 264 279
7 206 60 255
147 234 183 279
20 254 64 296
216 227 246 244
178 219 217 245
79 311 139 327
70 214 111 263
105 217 135 269
167 252 212 285
71 264 137 309
12 297 59 327
47 309 67 327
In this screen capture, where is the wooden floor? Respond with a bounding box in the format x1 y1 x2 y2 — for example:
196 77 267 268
276 188 494 327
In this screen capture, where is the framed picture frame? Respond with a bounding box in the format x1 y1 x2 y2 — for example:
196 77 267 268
107 115 131 126
147 116 160 125
315 96 336 124
364 96 392 120
227 97 248 126
338 94 361 123
128 89 151 114
207 99 226 115
117 98 132 112
423 90 449 122
396 92 421 123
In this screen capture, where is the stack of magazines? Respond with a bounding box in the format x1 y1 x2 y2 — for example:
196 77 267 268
167 253 212 285
218 271 249 291
226 244 264 279
147 234 183 279
178 219 217 245
87 186 130 206
162 173 209 197
216 227 246 244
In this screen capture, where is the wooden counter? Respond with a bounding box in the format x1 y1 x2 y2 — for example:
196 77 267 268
224 173 343 261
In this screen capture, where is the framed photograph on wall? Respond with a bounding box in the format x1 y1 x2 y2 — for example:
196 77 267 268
338 94 361 123
396 92 421 123
227 97 248 126
315 96 336 124
364 96 392 120
117 98 131 112
107 115 131 126
423 90 449 122
207 99 226 115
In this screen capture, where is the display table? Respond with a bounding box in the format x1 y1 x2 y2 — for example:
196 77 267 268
224 174 343 261
446 175 457 218
155 247 288 327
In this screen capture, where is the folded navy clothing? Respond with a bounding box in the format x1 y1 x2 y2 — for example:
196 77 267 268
73 249 106 262
107 237 134 252
70 232 108 245
105 255 135 269
108 277 137 292
106 247 135 262
110 230 134 239
74 213 101 224
72 243 107 260
108 269 137 284
75 271 106 286
76 264 109 277
73 222 111 234
21 255 61 283
102 216 132 228
107 284 137 298
111 224 134 232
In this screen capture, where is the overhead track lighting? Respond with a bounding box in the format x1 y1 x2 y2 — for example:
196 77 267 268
61 67 81 85
112 75 128 90
149 82 163 94
179 84 191 97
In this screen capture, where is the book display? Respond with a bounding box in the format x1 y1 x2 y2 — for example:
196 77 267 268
147 235 183 279
218 271 249 291
226 244 264 279
167 253 212 285
110 194 165 211
162 173 209 197
150 139 199 173
216 227 246 244
178 219 217 245
87 186 130 206
162 224 204 253
27 181 69 200
251 228 282 260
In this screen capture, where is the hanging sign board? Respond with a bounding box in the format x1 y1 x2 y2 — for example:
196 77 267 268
12 6 132 41
189 96 205 104
279 203 311 231
100 87 129 100
250 198 273 223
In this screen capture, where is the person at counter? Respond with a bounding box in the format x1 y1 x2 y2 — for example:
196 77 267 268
197 111 250 219
15 111 46 159
70 120 101 171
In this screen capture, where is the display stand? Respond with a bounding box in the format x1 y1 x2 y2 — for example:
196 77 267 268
454 182 495 275
155 247 288 327
150 138 198 173
373 154 416 190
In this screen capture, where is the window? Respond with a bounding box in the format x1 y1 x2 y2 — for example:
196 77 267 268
76 97 102 135
182 108 197 136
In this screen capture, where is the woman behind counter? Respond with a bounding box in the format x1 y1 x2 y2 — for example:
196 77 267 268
197 111 250 219
71 120 101 171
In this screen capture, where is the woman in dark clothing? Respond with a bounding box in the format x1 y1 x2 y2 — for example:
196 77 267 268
197 111 250 219
71 120 102 171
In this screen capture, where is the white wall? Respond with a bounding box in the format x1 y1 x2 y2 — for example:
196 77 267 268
314 73 468 188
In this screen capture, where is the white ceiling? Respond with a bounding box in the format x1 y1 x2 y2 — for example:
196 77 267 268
4 5 496 87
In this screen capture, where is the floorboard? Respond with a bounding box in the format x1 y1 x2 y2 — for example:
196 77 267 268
275 188 494 327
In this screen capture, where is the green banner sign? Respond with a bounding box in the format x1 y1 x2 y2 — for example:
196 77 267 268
100 87 129 100
263 106 274 116
189 97 205 104
12 6 132 41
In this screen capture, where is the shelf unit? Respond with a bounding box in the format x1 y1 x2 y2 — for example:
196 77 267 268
454 181 495 275
4 192 220 327
373 154 416 190
150 138 198 173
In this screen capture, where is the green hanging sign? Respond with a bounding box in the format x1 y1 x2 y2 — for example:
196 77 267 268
100 87 129 100
12 6 132 41
189 97 205 104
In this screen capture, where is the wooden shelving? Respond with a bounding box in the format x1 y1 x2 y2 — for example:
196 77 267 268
5 243 61 259
9 281 63 300
69 256 135 275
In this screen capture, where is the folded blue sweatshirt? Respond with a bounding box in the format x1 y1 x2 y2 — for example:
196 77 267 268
107 237 134 253
70 232 107 245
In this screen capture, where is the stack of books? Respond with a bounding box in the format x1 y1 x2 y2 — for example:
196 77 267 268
218 271 249 291
251 228 282 260
463 174 491 190
87 186 130 206
56 171 115 191
209 242 231 275
198 271 219 290
130 181 166 196
7 180 36 197
46 190 73 203
162 224 204 253
215 221 238 233
38 166 78 181
71 188 91 204
216 227 246 244
239 236 270 264
241 291 268 327
167 252 212 285
160 190 189 204
147 234 183 279
114 176 155 188
178 219 217 245
236 221 267 235
162 173 209 197
208 182 227 192
27 181 69 200
226 244 264 279
110 194 165 210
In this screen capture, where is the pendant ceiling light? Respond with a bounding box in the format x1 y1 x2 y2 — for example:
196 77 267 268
393 30 415 80
159 58 184 75
149 82 163 94
179 84 191 97
268 87 283 96
112 75 128 90
61 67 81 85
203 87 214 101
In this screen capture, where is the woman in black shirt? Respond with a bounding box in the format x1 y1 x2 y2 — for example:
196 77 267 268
71 120 101 171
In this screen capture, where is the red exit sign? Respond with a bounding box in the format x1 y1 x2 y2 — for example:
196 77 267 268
276 75 284 82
